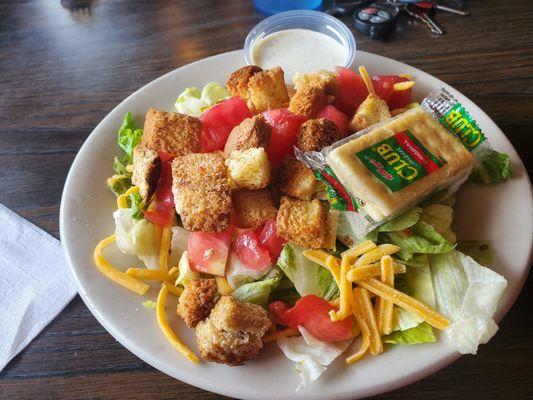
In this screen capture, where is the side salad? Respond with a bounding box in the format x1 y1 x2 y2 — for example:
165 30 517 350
95 64 510 390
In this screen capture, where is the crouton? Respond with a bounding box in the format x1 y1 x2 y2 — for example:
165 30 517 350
293 70 338 99
226 65 263 100
297 118 341 152
223 115 271 157
274 156 321 200
172 153 232 232
248 67 290 113
276 196 328 249
233 189 277 228
288 85 327 119
177 278 218 328
226 147 271 189
349 94 391 132
142 108 201 156
196 296 271 366
131 145 161 200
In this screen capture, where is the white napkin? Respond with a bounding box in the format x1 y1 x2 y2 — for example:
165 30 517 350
0 203 77 371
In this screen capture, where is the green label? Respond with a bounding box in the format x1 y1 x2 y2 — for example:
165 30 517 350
439 103 485 150
314 166 359 212
356 130 443 192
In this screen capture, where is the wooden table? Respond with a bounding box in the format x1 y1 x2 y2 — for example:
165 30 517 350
0 0 531 398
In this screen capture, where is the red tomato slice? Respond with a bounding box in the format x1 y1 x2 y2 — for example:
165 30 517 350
316 105 349 137
187 227 233 276
143 156 174 227
263 108 306 167
334 66 369 117
258 218 285 261
372 75 412 109
200 97 252 153
269 295 354 342
233 230 272 272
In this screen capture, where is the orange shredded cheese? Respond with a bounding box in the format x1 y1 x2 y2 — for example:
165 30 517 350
359 66 375 96
347 261 406 282
158 225 173 271
340 240 376 263
393 80 416 91
346 289 371 364
376 256 394 335
93 234 149 296
355 244 400 267
117 186 139 209
163 282 183 297
126 268 172 281
216 276 233 295
358 287 383 356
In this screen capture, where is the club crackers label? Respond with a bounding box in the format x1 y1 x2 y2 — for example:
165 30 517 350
440 103 485 150
356 130 443 192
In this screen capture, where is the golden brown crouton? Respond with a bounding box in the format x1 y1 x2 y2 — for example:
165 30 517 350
276 196 328 249
349 94 391 132
142 108 201 156
223 115 271 157
293 70 338 100
274 156 321 200
195 296 271 366
172 153 232 232
177 278 218 328
248 67 290 113
131 145 161 200
226 65 263 100
233 189 277 228
297 118 341 152
226 148 271 190
288 85 327 119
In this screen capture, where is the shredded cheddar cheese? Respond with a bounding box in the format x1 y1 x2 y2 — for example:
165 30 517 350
359 66 375 96
158 225 173 271
333 256 353 321
358 278 450 330
346 289 371 364
126 268 172 281
117 186 140 209
393 80 416 91
347 261 406 282
355 244 400 267
93 234 149 295
376 256 395 335
156 284 199 363
358 287 383 356
340 240 377 262
163 282 183 297
216 276 233 295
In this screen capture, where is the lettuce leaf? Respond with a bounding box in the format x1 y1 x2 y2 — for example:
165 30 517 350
107 174 131 196
277 244 338 300
420 204 456 244
232 269 282 307
175 82 230 117
377 207 422 232
226 252 270 290
175 251 200 286
429 250 507 354
277 326 352 391
129 192 143 220
470 148 511 184
383 322 436 345
117 112 143 165
386 221 455 260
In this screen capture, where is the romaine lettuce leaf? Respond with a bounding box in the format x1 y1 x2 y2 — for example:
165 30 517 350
470 148 511 184
107 174 131 196
117 112 143 164
420 204 456 243
383 322 436 345
377 207 422 232
277 326 352 391
231 268 282 307
129 192 143 220
277 244 338 300
429 250 507 354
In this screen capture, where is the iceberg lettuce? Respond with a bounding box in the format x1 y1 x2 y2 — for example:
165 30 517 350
277 326 352 391
231 268 282 307
226 252 271 290
383 322 436 345
277 244 338 300
175 251 200 286
377 207 422 232
429 251 507 354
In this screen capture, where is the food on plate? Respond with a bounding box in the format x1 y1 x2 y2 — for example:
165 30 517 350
96 63 511 390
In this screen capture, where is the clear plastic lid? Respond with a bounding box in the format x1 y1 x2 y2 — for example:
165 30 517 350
244 10 356 77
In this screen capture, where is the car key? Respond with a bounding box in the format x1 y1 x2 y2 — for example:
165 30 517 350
402 4 444 35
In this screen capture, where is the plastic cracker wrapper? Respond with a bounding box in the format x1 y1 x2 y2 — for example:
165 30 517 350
297 87 510 240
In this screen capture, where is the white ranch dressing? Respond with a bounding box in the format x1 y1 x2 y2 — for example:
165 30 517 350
252 28 347 81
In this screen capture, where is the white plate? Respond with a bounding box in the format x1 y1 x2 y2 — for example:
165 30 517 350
60 50 533 400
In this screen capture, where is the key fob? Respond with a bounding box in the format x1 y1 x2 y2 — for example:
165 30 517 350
353 1 399 39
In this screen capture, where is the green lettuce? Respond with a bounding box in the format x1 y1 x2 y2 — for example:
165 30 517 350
277 244 338 300
470 148 511 184
117 112 143 165
129 192 143 220
386 221 455 261
175 251 200 286
269 275 301 306
420 204 456 243
175 82 230 117
232 269 282 307
384 322 436 345
429 250 507 354
377 207 422 232
107 174 131 196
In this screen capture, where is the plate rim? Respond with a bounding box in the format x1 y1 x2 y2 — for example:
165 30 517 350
59 49 533 400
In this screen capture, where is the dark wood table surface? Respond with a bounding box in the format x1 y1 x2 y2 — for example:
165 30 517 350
1 0 532 399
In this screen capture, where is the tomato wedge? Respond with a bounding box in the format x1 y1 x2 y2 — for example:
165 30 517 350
258 218 285 261
372 75 412 110
263 108 306 167
316 105 349 137
233 230 272 272
200 97 252 153
334 66 369 117
143 156 174 227
187 226 233 276
270 295 354 342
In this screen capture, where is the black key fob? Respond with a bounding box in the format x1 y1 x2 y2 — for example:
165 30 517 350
353 1 399 39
